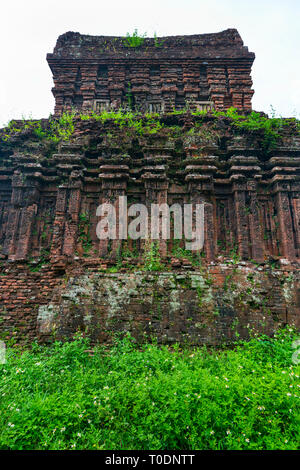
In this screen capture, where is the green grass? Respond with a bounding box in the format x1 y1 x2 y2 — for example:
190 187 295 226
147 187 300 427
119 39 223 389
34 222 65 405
0 327 299 450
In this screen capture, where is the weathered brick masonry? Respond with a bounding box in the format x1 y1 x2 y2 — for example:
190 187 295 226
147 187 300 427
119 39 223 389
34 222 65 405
0 30 299 344
0 260 299 344
47 29 255 115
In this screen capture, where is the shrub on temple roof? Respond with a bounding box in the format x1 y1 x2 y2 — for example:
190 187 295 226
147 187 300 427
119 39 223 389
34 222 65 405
123 29 147 48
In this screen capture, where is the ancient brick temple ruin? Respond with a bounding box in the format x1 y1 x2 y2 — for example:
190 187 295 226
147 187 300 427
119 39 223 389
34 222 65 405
0 29 299 345
47 29 255 114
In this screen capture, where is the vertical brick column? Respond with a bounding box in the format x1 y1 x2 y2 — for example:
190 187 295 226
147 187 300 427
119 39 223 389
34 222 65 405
80 65 98 112
270 156 300 260
98 164 129 259
63 176 83 257
273 180 296 260
50 187 67 258
227 65 254 113
160 63 177 112
231 175 249 260
50 65 79 114
206 65 227 111
3 171 40 260
142 163 169 257
229 156 263 261
183 62 200 110
247 179 264 262
50 172 83 259
130 64 149 112
108 65 126 109
185 156 217 261
291 195 300 258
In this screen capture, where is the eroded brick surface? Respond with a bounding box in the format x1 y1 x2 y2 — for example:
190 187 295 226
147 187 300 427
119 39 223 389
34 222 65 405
0 31 299 344
0 261 299 345
47 29 255 114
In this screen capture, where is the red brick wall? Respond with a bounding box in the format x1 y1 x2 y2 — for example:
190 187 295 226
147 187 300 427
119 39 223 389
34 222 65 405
0 261 299 345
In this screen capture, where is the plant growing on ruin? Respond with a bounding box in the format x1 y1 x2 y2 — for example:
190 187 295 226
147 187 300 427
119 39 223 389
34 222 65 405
28 248 50 272
79 109 164 134
153 32 165 48
78 212 92 255
125 82 133 109
143 240 165 271
123 29 147 48
171 240 203 267
214 107 299 152
1 112 75 144
47 112 75 142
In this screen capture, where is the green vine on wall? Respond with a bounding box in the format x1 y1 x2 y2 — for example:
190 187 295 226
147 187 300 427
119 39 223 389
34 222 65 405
78 212 92 255
143 240 165 272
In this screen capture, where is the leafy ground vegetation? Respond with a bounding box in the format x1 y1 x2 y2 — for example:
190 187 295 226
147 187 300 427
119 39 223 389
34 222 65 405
0 327 299 450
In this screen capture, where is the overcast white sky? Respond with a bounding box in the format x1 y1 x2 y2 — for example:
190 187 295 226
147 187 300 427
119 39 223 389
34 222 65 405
0 0 299 126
